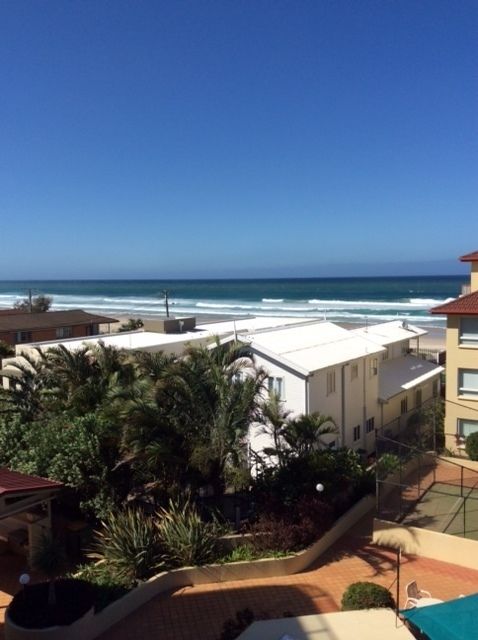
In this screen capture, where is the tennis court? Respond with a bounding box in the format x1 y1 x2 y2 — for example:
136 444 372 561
402 481 478 540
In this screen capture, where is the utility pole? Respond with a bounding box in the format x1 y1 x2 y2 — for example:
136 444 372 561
28 289 33 313
162 290 170 318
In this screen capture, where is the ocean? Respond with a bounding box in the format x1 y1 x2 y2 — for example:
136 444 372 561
0 276 465 327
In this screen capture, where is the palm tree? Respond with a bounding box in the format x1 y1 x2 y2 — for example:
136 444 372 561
257 392 291 468
0 349 48 420
282 412 337 457
176 340 267 494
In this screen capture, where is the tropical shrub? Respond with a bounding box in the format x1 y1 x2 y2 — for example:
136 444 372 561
249 515 301 554
376 453 401 480
465 431 478 461
341 582 395 610
88 508 164 583
118 318 144 332
253 448 372 512
220 544 257 563
156 498 224 567
71 563 130 611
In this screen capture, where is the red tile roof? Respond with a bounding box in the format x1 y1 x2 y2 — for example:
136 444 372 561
431 290 478 315
460 251 478 262
0 468 63 497
0 310 118 333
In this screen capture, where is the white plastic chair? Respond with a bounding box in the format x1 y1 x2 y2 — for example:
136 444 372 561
405 580 432 608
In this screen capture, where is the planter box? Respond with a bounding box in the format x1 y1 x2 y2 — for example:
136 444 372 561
5 607 94 640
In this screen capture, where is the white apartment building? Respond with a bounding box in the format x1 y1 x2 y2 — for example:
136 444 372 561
242 320 443 456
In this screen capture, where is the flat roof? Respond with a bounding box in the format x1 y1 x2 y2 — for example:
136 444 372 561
0 310 118 332
351 320 427 346
237 609 416 640
247 321 385 374
0 468 62 497
23 317 313 352
379 355 443 401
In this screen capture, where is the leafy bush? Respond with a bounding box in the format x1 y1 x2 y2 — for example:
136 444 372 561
465 431 478 461
70 563 130 611
156 497 224 567
253 448 372 512
220 544 257 563
341 582 395 611
376 453 401 480
249 515 300 554
249 495 334 554
88 509 164 583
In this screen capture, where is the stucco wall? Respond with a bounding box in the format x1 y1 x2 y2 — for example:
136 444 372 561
373 517 478 571
443 315 478 452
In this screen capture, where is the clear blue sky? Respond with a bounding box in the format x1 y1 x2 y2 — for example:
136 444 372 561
1 0 477 278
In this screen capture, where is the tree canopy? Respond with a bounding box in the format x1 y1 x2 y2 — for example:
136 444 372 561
14 294 53 313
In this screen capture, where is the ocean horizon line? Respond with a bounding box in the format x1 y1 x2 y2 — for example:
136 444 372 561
0 274 467 283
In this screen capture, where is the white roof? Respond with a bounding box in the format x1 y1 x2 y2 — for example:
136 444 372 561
19 317 316 354
246 321 385 375
351 320 427 346
237 609 416 640
379 354 444 401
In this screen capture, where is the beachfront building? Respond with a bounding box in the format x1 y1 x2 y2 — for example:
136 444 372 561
0 316 309 388
431 251 478 453
350 322 443 430
242 319 443 457
0 314 443 456
0 309 118 346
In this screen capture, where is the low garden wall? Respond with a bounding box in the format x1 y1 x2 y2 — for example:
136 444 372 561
373 517 478 571
6 494 375 640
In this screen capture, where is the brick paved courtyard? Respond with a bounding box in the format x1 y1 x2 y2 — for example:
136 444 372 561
2 511 478 640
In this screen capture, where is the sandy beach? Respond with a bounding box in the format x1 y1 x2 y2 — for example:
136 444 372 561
111 314 446 351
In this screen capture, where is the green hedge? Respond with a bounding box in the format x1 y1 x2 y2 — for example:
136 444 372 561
465 431 478 461
341 582 395 611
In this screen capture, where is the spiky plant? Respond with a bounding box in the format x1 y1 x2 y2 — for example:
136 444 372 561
156 497 224 567
88 508 164 584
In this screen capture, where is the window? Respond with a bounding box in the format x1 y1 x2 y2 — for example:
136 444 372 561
458 419 478 438
353 425 361 441
415 388 422 408
400 397 408 414
268 376 284 399
328 440 337 450
460 318 478 346
366 417 375 433
350 364 358 381
15 331 32 343
56 326 72 339
326 370 336 395
369 357 378 377
382 348 389 361
458 369 478 397
432 379 438 397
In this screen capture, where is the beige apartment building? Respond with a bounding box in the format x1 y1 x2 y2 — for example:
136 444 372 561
432 251 478 453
